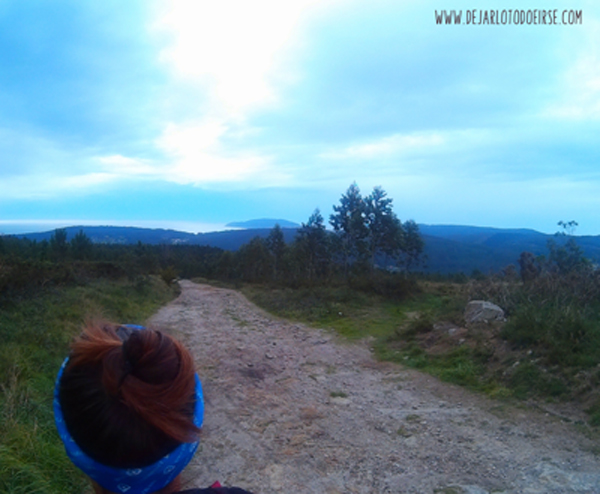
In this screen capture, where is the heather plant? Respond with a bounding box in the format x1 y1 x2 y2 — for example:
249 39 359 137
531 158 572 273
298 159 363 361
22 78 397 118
504 224 597 351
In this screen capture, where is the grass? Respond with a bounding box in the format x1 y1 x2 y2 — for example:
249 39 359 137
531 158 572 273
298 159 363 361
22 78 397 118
242 283 454 341
0 276 177 494
501 300 600 368
329 391 348 398
243 278 600 425
396 426 411 437
244 282 497 391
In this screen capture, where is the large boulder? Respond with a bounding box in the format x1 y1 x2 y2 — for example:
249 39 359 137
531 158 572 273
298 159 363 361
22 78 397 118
464 300 505 324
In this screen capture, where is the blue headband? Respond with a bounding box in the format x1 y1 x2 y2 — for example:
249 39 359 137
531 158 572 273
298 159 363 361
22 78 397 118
53 329 204 494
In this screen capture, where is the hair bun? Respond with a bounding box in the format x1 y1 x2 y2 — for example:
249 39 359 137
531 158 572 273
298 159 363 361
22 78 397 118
58 321 200 468
122 330 144 371
121 330 179 385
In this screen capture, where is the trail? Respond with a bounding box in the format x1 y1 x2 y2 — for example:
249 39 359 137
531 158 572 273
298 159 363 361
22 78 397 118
149 280 600 494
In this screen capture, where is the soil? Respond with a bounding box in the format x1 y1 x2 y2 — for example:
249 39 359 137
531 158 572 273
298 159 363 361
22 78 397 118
149 280 600 494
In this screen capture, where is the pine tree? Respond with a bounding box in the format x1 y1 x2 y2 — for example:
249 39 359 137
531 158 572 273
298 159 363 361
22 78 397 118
364 186 404 270
49 228 68 261
266 224 286 280
398 219 425 271
70 230 93 260
329 183 369 275
236 236 273 282
295 209 331 283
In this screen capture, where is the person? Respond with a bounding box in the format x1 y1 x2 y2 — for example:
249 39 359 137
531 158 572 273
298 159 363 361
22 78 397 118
54 321 254 494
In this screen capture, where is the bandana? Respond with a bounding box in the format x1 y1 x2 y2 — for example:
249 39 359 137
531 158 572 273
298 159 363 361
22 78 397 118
53 328 204 494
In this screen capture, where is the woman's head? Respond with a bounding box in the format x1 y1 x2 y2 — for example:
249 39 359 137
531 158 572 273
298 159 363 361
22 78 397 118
54 321 203 494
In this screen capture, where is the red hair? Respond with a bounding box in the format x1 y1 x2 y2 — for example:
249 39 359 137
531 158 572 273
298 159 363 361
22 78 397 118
59 321 200 468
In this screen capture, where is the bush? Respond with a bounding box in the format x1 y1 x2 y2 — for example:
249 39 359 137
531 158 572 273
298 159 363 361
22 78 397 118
349 272 419 301
502 299 600 368
160 265 179 285
508 361 568 399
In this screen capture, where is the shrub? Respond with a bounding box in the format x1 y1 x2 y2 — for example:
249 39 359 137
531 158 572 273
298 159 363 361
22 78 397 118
508 361 568 399
349 272 419 301
502 300 600 368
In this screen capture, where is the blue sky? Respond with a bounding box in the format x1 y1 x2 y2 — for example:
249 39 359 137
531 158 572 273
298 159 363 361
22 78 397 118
1 0 598 235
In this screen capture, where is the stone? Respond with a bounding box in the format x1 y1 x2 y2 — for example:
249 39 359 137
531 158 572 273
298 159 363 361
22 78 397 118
464 300 505 324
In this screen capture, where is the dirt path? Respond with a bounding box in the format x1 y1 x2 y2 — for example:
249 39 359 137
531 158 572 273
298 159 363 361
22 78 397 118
149 281 600 494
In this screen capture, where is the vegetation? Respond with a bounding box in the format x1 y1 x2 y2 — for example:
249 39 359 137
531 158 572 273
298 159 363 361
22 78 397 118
242 221 600 426
3 191 600 492
0 276 177 493
213 183 425 286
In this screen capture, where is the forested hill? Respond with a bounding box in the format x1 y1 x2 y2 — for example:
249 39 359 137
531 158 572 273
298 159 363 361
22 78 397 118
14 224 600 274
17 226 299 251
420 225 600 273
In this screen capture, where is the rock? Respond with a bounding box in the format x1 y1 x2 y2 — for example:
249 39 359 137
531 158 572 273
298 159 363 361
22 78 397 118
464 300 505 324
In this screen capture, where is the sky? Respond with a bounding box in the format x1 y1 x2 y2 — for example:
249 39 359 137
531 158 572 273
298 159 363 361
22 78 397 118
0 0 599 235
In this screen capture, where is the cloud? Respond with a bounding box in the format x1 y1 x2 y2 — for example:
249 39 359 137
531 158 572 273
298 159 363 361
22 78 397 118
0 171 115 200
97 155 159 177
0 1 166 151
2 0 600 236
155 120 291 186
153 0 334 118
319 132 445 160
145 1 346 189
539 12 600 121
93 121 291 188
543 58 600 121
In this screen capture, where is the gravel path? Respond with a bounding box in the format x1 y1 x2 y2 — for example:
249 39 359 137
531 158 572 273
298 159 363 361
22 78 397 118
149 280 600 494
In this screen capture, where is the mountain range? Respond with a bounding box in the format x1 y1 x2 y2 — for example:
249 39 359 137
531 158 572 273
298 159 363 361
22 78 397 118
13 221 600 274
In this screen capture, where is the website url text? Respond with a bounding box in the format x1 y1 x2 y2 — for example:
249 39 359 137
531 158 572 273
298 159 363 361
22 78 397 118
435 9 583 25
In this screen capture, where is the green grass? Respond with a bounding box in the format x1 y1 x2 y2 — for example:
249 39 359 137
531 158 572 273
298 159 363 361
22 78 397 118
501 300 600 368
329 391 348 398
508 361 568 399
0 276 177 494
244 283 444 338
586 399 600 427
242 281 598 411
244 283 500 392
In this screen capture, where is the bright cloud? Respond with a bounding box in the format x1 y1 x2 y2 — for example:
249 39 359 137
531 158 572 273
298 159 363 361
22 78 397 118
148 0 341 187
93 123 286 187
156 120 292 186
153 0 331 117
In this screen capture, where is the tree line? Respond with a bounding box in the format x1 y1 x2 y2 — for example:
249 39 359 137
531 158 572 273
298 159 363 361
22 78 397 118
0 183 424 297
220 183 424 285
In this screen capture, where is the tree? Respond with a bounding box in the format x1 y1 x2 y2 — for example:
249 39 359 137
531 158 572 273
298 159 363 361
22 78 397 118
49 228 68 260
547 220 589 275
364 186 405 270
330 183 425 274
266 224 286 280
295 209 331 283
518 251 541 282
236 236 273 283
330 183 369 274
70 230 93 260
398 220 425 272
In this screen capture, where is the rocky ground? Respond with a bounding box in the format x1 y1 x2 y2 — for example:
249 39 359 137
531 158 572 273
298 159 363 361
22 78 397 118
148 280 600 494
